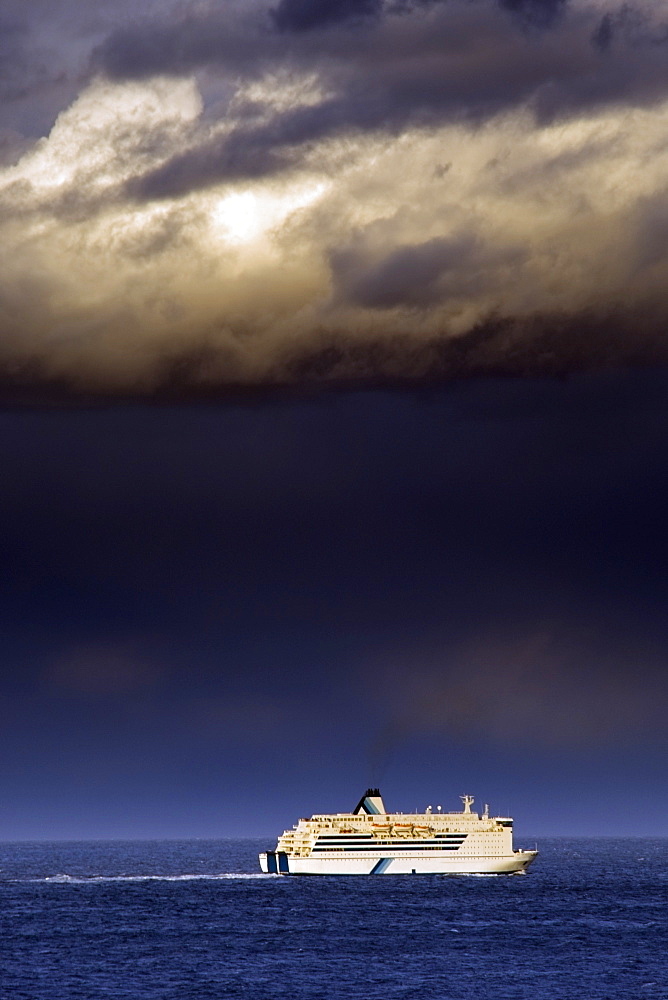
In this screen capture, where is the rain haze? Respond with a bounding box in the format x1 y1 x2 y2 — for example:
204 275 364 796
1 0 667 839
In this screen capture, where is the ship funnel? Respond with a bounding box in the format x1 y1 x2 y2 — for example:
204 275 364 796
353 788 387 815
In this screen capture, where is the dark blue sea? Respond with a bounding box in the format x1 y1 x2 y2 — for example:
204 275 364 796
1 838 666 999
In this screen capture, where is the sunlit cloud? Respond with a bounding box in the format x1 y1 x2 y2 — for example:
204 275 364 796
209 181 329 246
2 0 668 397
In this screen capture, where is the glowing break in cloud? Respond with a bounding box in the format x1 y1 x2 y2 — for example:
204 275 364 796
2 0 668 398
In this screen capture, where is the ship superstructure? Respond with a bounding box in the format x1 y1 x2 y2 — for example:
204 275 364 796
259 789 537 875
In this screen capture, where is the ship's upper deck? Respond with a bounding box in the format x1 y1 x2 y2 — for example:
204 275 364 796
275 790 514 852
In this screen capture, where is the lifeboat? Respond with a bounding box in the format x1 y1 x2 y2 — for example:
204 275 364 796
372 823 391 835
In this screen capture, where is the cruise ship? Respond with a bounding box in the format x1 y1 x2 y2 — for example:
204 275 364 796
259 789 538 875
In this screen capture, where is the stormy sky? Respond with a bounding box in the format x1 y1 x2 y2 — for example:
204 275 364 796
1 0 668 838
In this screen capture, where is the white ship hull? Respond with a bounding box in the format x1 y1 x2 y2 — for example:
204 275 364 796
259 850 537 876
260 788 538 877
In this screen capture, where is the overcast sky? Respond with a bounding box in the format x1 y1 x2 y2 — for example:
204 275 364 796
1 0 668 839
2 0 668 396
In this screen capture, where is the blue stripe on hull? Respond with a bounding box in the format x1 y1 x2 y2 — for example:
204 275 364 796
370 857 394 874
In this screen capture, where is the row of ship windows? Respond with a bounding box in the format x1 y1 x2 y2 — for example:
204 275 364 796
315 833 468 839
313 841 466 848
318 831 470 840
306 828 498 835
312 845 465 852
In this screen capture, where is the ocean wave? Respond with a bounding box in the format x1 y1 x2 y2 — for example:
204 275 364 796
447 871 523 878
10 872 276 884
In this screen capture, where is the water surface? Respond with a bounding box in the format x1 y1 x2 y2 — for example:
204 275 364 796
2 838 666 999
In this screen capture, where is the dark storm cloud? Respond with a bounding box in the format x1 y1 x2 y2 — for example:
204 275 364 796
90 11 273 82
271 0 383 33
496 0 568 29
398 0 569 24
280 311 668 388
330 235 479 309
0 15 66 113
1 309 668 407
94 1 668 203
92 0 668 118
126 124 294 199
255 0 568 38
633 188 668 272
330 233 527 309
590 2 666 52
0 19 32 101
